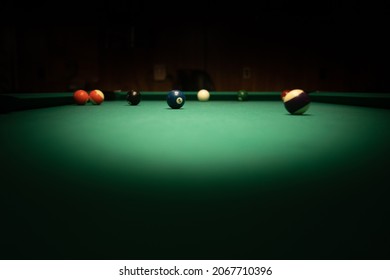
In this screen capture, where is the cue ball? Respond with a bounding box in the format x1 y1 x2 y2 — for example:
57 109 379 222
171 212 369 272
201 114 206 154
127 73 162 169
167 90 186 109
126 90 141 105
197 89 210 101
73 90 89 105
283 89 310 115
89 89 105 105
237 90 248 101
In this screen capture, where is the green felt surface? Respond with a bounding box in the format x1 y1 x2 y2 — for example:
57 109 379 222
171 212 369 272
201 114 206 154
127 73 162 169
1 99 390 260
2 100 388 188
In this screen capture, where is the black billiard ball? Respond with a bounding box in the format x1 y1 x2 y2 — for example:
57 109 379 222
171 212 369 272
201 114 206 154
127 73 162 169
167 90 186 109
126 90 141 105
283 89 310 115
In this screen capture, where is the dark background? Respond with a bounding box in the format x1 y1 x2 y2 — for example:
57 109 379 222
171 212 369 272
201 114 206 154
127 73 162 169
1 0 389 93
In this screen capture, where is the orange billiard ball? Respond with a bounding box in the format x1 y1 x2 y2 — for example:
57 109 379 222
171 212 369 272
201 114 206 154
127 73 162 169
89 89 105 105
73 90 89 105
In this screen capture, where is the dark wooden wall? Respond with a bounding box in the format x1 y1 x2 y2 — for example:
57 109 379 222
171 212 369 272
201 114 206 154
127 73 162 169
1 0 389 93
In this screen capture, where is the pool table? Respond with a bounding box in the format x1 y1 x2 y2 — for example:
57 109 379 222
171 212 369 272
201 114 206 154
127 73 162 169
1 91 390 260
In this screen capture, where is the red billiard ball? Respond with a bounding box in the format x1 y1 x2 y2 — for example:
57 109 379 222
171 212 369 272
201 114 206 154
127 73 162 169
73 90 89 105
89 89 105 105
281 89 290 101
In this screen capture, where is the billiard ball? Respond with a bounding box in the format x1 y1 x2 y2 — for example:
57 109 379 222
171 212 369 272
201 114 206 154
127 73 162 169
167 90 186 109
73 90 89 105
89 89 104 105
281 89 290 101
126 90 141 105
283 89 310 115
237 90 248 101
197 89 210 101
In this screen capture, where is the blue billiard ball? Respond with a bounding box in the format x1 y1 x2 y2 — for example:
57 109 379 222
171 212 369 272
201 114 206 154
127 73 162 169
167 90 186 109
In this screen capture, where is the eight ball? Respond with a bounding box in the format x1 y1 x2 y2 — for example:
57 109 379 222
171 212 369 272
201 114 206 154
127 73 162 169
167 90 186 109
127 90 141 105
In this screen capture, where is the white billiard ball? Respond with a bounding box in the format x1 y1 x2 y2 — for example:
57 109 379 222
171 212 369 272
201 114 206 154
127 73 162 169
197 89 210 101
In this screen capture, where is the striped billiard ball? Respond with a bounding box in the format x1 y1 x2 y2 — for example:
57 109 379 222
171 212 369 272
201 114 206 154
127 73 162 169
283 89 310 115
89 89 105 105
167 90 186 109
